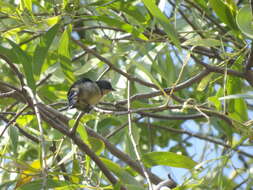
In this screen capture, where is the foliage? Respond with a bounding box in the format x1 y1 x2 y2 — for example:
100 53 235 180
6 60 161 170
0 0 253 189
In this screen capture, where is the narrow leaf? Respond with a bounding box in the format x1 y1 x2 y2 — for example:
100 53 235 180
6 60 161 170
142 0 180 48
135 61 163 91
101 158 143 187
58 24 75 83
88 137 105 155
33 23 60 79
142 151 197 169
197 73 213 91
7 39 36 91
0 45 18 63
209 0 238 31
236 5 253 39
182 38 222 48
21 0 32 11
219 94 253 100
96 16 148 40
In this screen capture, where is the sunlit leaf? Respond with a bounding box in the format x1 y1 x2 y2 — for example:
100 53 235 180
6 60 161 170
9 126 19 155
0 45 18 64
101 158 143 187
33 23 60 79
182 38 222 47
71 157 81 184
135 61 163 90
21 0 32 12
95 16 148 40
17 179 71 190
209 0 238 31
58 24 75 84
142 0 180 48
15 160 41 189
230 99 248 122
236 5 253 39
88 137 105 155
45 16 61 26
197 73 213 91
142 152 197 169
7 39 36 91
219 94 253 100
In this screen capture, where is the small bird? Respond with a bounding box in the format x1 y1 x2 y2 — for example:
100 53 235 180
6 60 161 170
67 78 115 112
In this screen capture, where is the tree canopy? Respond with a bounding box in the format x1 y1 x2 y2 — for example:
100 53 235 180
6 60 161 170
0 0 253 189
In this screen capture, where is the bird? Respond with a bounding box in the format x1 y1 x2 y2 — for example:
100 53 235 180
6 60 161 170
67 78 115 112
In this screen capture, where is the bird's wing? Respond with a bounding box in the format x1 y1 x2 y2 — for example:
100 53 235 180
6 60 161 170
67 87 79 109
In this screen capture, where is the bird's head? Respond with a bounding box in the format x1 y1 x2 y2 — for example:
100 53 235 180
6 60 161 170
96 80 115 95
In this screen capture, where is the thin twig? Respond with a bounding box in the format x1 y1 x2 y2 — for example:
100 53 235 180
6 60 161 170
192 55 244 78
50 141 70 181
70 112 84 136
24 86 47 189
19 33 42 46
0 90 16 97
154 174 177 190
116 69 210 105
0 105 28 138
36 73 52 87
127 80 153 189
0 115 39 143
97 66 111 81
74 26 124 32
37 106 126 189
106 116 143 139
141 123 253 158
0 81 22 93
0 54 25 87
72 38 158 89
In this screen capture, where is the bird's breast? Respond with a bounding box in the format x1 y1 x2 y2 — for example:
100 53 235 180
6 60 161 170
78 82 102 105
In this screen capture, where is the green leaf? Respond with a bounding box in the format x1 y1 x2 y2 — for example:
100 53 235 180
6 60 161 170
45 16 61 26
208 87 223 111
21 0 32 11
95 16 148 40
0 180 16 189
135 61 163 91
197 73 213 91
209 0 238 31
209 96 222 110
58 24 75 84
7 39 36 91
17 178 83 190
227 76 242 95
182 38 222 47
236 5 253 39
125 184 146 190
88 137 105 155
109 1 147 23
73 119 88 145
0 46 18 63
33 23 60 79
195 0 208 9
74 57 101 76
73 115 104 155
9 126 19 155
152 52 175 86
100 158 143 187
71 157 81 184
125 124 140 159
219 94 253 100
142 151 197 169
230 98 248 122
142 0 180 48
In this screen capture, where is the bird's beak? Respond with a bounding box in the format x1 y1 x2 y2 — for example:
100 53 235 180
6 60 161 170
111 88 116 91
